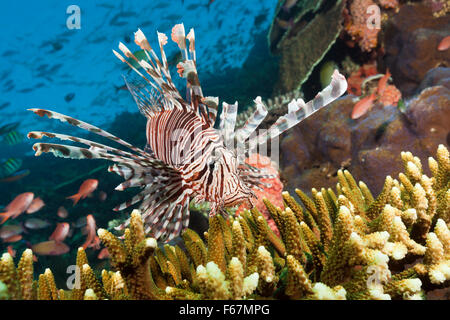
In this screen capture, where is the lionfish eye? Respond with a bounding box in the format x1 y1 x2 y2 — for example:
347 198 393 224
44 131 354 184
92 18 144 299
208 161 215 171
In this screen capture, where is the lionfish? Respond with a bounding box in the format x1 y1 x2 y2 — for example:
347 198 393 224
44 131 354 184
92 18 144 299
27 24 347 241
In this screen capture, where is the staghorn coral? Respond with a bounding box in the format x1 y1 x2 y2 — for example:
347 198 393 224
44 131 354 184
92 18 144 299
425 0 450 17
0 146 448 300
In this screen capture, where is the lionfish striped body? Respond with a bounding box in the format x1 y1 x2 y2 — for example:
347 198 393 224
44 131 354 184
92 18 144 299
28 24 347 241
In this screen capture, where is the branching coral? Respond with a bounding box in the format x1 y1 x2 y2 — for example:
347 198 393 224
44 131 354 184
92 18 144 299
425 0 450 17
0 145 448 300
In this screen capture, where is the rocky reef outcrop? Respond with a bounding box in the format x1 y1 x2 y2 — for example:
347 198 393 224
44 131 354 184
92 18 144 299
280 68 450 196
382 3 450 97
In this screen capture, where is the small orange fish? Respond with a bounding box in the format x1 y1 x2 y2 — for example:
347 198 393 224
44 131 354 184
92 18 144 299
97 248 110 259
0 192 34 224
7 245 16 257
82 214 100 250
3 234 22 243
351 92 377 120
26 197 45 214
57 206 68 218
66 179 98 206
437 36 450 51
377 69 391 96
49 222 70 242
32 240 70 256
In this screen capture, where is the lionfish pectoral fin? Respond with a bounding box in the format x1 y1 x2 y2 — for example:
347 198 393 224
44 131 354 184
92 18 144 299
28 108 146 155
28 130 147 163
144 143 155 157
261 70 347 143
28 105 188 241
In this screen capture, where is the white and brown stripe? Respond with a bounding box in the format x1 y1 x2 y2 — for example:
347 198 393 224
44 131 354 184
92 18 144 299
28 24 347 242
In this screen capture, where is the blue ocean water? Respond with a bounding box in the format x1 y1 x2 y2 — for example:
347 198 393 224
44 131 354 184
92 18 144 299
0 0 276 141
0 1 278 279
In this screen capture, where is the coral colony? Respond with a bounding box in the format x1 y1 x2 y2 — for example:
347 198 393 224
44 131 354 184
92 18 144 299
0 0 449 302
1 145 449 299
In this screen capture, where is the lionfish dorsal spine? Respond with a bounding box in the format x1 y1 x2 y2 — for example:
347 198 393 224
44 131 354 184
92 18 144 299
233 96 269 144
219 101 239 145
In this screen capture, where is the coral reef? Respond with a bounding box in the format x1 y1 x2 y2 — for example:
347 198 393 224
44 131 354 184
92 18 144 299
383 3 450 97
279 71 449 195
347 63 378 96
377 83 401 107
425 0 450 17
236 154 284 236
268 0 346 93
1 145 448 300
344 0 379 53
343 0 399 52
347 62 402 110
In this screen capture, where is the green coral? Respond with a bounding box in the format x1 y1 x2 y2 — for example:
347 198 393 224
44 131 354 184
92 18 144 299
268 0 345 93
0 145 449 300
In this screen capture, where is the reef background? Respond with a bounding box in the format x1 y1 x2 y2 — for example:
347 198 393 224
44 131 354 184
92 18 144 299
0 0 449 298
